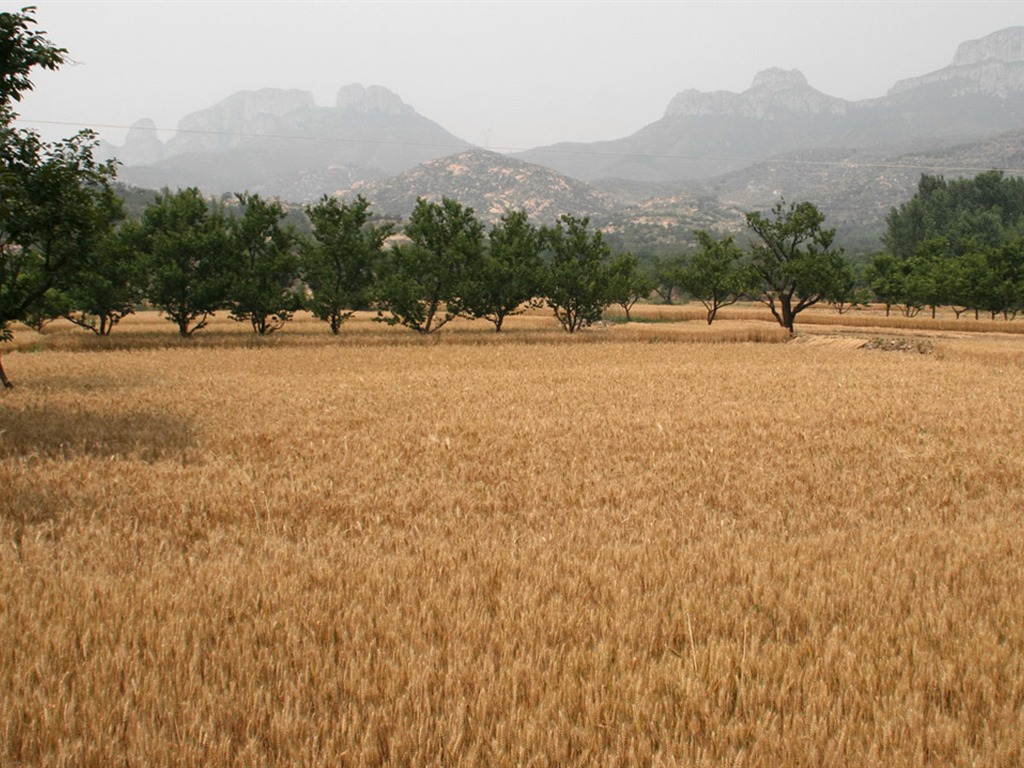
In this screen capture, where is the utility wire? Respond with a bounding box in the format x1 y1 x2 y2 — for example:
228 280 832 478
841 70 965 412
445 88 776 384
16 117 1024 177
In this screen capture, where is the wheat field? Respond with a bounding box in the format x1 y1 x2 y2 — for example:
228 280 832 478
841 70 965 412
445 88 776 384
2 309 1023 766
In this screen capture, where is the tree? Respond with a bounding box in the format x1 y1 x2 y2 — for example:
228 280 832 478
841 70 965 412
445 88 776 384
540 214 613 333
374 197 485 334
605 251 654 321
745 200 849 333
302 194 392 334
649 253 687 305
1 7 118 387
864 252 903 316
227 193 301 335
678 230 756 324
138 188 233 337
461 209 543 332
59 196 146 335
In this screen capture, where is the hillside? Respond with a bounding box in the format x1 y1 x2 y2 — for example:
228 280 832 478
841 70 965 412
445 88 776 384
106 84 470 201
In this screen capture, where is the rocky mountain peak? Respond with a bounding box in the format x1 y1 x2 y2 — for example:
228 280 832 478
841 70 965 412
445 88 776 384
335 84 411 116
954 27 1024 66
663 68 846 120
750 67 810 90
166 88 316 154
115 118 166 166
889 27 1024 97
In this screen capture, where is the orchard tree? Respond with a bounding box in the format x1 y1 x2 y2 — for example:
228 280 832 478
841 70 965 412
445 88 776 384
302 194 392 334
375 197 485 333
679 230 757 324
540 215 614 333
461 209 543 331
138 187 233 337
606 251 654 321
650 253 687 305
59 196 147 335
1 7 118 387
745 200 849 333
864 252 904 316
227 193 301 335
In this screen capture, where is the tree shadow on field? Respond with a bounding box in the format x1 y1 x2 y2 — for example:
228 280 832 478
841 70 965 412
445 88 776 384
0 404 195 462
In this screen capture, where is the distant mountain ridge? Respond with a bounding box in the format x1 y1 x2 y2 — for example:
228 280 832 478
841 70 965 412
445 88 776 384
104 27 1024 253
106 84 470 199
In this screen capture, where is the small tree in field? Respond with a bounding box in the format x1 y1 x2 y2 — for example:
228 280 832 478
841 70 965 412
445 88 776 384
650 253 687 305
60 198 147 335
461 209 543 331
302 194 392 334
541 214 613 333
679 230 757 324
606 251 655 321
227 193 301 335
375 197 485 334
139 188 233 337
746 200 849 333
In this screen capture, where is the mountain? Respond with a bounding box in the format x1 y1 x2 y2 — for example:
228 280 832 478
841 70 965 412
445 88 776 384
104 84 471 201
103 27 1024 256
516 27 1024 184
342 148 617 223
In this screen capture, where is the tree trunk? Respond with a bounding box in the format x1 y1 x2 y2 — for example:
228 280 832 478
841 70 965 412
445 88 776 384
0 353 13 389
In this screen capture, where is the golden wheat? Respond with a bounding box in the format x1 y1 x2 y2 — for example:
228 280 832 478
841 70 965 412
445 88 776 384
2 311 1023 766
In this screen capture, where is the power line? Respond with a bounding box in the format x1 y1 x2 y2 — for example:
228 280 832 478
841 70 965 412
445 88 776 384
15 117 1024 177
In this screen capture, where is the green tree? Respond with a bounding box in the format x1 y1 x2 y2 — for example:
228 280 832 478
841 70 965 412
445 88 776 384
59 196 146 335
745 200 849 333
375 197 485 334
650 253 687 305
605 251 654 321
138 188 233 337
864 252 904 316
540 214 613 333
678 230 756 324
461 209 543 332
1 7 117 387
227 193 301 335
302 194 392 334
980 239 1024 320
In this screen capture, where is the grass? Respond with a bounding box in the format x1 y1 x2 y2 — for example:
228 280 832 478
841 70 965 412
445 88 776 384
2 307 1024 766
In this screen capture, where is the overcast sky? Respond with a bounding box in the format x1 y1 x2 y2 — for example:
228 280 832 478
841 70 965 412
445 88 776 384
12 1 1024 151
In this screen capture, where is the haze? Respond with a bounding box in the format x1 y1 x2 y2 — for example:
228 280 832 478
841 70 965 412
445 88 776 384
14 0 1024 152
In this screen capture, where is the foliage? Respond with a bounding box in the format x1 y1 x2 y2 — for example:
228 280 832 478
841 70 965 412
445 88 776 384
302 194 392 334
0 6 66 108
227 193 301 335
540 214 613 333
880 172 1024 319
1 8 117 386
605 251 654 321
460 209 544 332
136 188 233 337
59 197 147 335
374 197 485 334
884 171 1024 261
649 253 688 305
678 230 757 324
745 200 850 332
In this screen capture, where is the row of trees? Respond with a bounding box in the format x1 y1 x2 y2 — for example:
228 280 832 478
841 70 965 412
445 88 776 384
20 186 852 339
6 8 1023 390
19 188 654 339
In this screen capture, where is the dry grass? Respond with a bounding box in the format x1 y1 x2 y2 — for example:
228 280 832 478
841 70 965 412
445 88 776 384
2 310 1024 766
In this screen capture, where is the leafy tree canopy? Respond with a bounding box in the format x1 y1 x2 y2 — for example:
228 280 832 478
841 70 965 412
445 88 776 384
746 200 849 332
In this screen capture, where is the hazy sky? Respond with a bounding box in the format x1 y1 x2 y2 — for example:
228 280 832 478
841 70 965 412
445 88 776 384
13 1 1024 151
